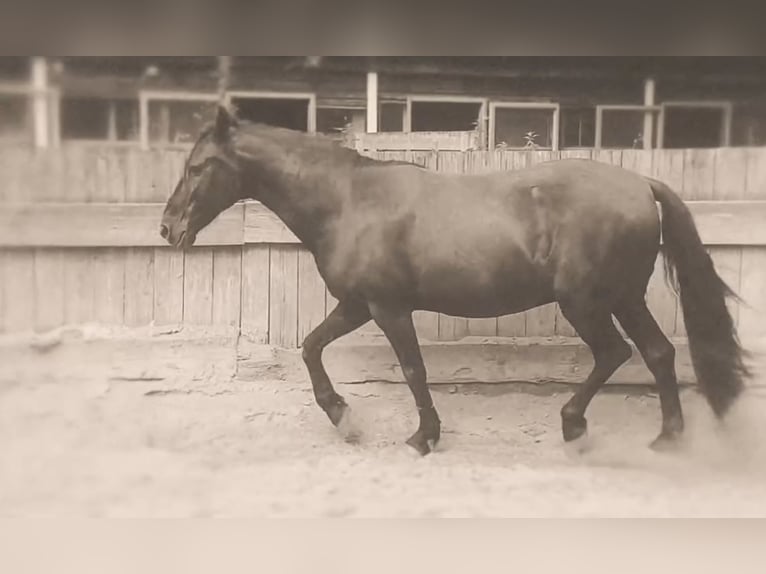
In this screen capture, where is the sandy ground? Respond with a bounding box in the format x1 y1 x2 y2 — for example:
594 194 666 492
3 333 766 518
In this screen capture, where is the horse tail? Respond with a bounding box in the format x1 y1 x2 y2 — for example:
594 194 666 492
645 176 749 417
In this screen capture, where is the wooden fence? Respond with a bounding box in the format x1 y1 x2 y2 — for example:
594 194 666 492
2 144 766 348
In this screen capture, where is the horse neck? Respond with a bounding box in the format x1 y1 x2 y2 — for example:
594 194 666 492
235 132 346 249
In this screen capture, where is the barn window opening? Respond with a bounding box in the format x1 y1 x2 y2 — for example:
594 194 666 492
490 103 560 150
408 99 483 132
316 107 366 137
595 105 660 149
379 102 405 132
61 96 139 142
559 106 596 149
731 103 766 147
140 92 218 148
0 93 31 142
228 94 315 132
660 102 732 148
147 99 214 144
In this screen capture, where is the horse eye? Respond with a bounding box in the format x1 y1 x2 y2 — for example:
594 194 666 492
187 163 206 177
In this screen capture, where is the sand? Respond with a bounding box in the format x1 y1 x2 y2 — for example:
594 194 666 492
2 332 766 517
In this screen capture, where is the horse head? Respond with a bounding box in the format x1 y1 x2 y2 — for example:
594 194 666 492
160 105 242 248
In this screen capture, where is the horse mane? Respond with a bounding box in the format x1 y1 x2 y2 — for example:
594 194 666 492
196 118 416 169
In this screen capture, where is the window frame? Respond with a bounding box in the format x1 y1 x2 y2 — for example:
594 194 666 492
139 90 219 150
58 94 141 146
594 104 661 150
405 95 488 139
488 101 561 151
657 100 734 149
315 104 367 135
0 81 58 147
224 90 317 133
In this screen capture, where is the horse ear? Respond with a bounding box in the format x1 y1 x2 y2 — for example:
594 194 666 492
213 104 237 143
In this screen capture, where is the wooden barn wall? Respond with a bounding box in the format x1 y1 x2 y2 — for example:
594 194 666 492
1 144 766 348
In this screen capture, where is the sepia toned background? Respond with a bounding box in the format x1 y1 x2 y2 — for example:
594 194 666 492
2 57 766 352
3 57 766 518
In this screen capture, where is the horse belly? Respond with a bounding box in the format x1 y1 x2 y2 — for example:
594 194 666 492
414 250 555 317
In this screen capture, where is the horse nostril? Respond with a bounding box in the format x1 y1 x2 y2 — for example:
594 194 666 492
160 224 169 239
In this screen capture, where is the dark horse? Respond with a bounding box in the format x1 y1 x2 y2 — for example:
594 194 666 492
161 105 749 456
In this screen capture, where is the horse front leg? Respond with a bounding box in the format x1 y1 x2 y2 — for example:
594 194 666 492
368 302 441 456
302 300 371 441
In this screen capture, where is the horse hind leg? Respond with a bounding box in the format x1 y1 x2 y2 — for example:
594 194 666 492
368 301 440 456
614 298 683 450
559 299 633 444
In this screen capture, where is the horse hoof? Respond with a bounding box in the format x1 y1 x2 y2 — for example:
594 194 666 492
562 415 588 443
336 407 363 444
649 432 682 453
405 433 434 456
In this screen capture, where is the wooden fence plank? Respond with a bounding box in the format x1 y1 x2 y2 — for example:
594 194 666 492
212 247 242 328
0 203 244 247
269 245 299 347
90 146 129 328
34 249 65 332
497 311 526 337
63 249 96 326
244 202 299 244
183 248 214 325
554 304 577 337
2 249 35 332
682 149 716 200
92 248 125 326
524 303 557 337
559 150 592 162
325 287 339 318
620 149 653 178
715 148 749 200
5 201 766 250
153 248 184 326
413 311 440 342
241 245 270 343
354 131 480 152
124 247 155 327
297 249 326 344
593 149 622 166
652 149 685 193
745 148 766 200
739 247 766 339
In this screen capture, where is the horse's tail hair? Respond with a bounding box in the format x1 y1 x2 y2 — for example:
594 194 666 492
646 176 749 417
